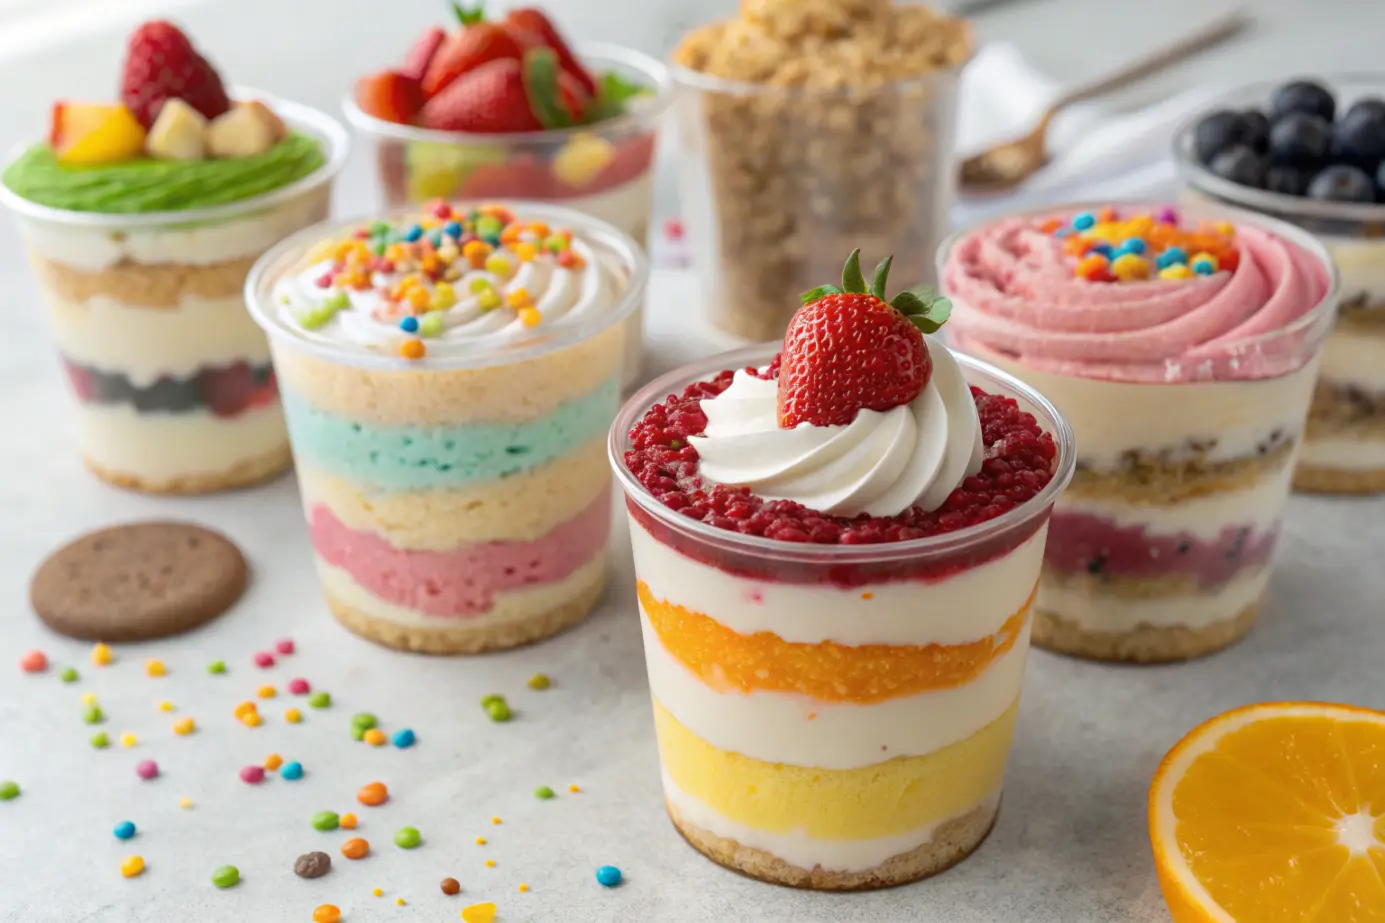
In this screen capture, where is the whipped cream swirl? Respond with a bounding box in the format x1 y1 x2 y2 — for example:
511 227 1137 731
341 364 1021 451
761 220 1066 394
690 336 984 517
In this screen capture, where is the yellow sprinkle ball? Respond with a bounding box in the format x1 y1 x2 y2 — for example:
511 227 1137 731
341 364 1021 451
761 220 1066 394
158 701 174 713
386 243 407 263
285 707 303 724
363 728 387 747
484 255 512 277
179 797 193 809
1110 253 1151 282
568 784 581 793
82 693 98 705
407 287 432 311
173 717 196 736
264 753 284 771
120 855 145 878
518 307 542 328
491 817 502 825
400 338 426 360
485 859 496 868
515 242 538 263
506 288 532 310
475 836 487 845
120 732 138 748
257 684 276 699
243 712 263 728
477 290 501 312
518 883 529 893
462 240 492 266
373 887 383 897
1159 264 1195 281
396 898 406 906
91 643 112 666
233 701 257 719
145 659 166 677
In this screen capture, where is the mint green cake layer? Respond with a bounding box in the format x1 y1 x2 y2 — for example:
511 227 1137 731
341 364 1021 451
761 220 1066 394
2 133 326 215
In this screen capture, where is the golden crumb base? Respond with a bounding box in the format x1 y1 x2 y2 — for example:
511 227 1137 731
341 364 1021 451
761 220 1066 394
665 796 998 891
1294 463 1385 494
324 575 605 655
85 444 291 495
1032 596 1263 664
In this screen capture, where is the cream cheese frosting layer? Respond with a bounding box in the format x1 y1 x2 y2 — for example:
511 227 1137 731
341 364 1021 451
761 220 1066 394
943 210 1330 383
689 335 983 517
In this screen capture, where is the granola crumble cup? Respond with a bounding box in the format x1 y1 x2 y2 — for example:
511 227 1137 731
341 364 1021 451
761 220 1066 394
942 202 1339 663
672 0 971 342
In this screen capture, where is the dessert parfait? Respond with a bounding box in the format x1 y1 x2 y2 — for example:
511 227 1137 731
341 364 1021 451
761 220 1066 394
672 0 971 341
248 201 646 653
943 203 1338 663
611 251 1074 888
0 21 345 494
1175 76 1385 493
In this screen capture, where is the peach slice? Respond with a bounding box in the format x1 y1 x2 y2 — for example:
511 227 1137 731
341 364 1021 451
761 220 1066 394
52 103 146 165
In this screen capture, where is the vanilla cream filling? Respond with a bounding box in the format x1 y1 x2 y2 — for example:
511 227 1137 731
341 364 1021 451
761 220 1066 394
1319 325 1385 394
1038 566 1270 632
76 402 286 479
1298 436 1385 469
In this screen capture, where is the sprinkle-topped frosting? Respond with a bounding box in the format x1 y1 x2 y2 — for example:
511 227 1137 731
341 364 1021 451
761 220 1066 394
273 202 614 361
1045 207 1242 284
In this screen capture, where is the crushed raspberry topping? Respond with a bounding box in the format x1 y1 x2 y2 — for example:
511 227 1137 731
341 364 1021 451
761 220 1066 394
625 362 1058 546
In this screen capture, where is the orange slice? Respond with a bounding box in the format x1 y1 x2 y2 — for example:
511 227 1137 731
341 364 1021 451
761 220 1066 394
1149 702 1385 923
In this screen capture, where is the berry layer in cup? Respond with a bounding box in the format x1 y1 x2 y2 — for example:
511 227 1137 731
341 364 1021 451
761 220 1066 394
613 251 1074 888
250 201 645 653
942 203 1338 662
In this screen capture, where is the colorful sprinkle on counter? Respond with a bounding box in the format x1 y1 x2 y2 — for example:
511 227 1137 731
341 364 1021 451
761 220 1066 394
291 202 588 360
1044 208 1241 283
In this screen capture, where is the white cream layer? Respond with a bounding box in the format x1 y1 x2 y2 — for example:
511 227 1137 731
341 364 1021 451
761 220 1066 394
1318 325 1385 393
1298 435 1385 470
77 402 286 479
629 517 1045 647
1039 566 1271 632
641 611 1029 769
559 171 654 240
1057 462 1292 541
15 187 329 271
663 768 1002 874
1325 237 1385 302
46 293 270 385
980 352 1318 471
314 554 607 628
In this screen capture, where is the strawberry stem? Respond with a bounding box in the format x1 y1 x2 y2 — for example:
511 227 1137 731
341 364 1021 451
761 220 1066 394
800 284 843 305
869 255 893 301
451 2 485 26
797 249 953 335
841 249 866 294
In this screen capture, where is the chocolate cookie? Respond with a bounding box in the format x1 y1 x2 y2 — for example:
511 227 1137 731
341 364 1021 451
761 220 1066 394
30 522 247 641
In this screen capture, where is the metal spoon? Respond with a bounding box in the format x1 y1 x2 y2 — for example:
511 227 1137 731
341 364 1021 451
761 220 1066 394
959 8 1251 192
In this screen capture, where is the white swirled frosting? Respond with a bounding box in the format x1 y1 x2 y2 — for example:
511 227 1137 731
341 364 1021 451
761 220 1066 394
690 335 984 517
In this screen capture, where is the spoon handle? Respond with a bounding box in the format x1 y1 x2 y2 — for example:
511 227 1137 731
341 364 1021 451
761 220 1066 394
1049 8 1251 112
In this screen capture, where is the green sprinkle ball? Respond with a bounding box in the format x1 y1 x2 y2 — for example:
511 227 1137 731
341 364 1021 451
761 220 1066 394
393 826 421 849
527 674 551 691
0 781 19 801
311 811 340 832
59 667 78 683
534 786 555 800
90 732 109 749
351 712 377 730
308 691 331 709
83 705 104 725
350 726 366 741
485 700 512 723
211 865 240 889
480 694 505 708
206 660 226 675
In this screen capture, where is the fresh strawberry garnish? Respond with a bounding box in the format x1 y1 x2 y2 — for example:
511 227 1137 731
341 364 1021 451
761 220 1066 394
421 20 524 99
400 26 446 82
353 70 423 124
119 20 231 129
197 363 278 419
502 7 597 96
420 57 541 133
776 250 953 429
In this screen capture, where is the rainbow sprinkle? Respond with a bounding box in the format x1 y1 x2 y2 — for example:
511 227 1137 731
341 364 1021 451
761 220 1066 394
1048 208 1240 284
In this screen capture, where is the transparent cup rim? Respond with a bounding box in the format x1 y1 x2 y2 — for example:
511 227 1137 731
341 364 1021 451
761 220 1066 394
0 88 350 228
666 51 970 99
935 197 1342 374
608 343 1077 564
1172 72 1385 224
244 198 649 372
342 43 672 145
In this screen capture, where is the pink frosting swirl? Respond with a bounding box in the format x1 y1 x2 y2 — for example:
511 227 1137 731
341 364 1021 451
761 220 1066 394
941 209 1332 383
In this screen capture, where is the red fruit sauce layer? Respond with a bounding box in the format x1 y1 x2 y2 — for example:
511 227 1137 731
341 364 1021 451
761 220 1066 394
1045 513 1277 588
624 363 1059 587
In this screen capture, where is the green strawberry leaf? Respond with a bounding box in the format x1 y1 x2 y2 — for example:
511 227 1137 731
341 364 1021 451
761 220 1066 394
578 72 652 125
894 292 952 333
800 284 843 305
869 255 893 301
522 48 573 130
452 2 485 26
841 249 866 294
907 313 949 335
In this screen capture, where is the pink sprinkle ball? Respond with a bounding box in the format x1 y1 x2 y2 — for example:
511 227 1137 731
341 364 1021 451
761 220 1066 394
287 678 310 695
19 650 47 673
239 765 266 785
135 760 159 780
253 652 275 669
1156 207 1178 224
275 639 295 655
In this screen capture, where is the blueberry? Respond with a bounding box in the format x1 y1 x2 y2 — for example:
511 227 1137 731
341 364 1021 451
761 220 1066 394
1266 166 1312 197
1269 113 1332 169
1270 79 1336 123
1376 161 1385 202
1333 97 1385 170
1208 146 1266 188
1242 109 1271 154
1307 164 1376 203
1193 110 1254 164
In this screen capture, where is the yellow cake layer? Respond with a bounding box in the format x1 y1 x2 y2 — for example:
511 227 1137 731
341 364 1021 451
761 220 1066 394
652 696 1018 841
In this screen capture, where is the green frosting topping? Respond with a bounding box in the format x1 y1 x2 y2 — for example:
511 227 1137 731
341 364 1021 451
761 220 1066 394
2 132 326 215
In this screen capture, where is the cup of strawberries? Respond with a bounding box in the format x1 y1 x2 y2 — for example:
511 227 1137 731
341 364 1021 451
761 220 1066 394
346 5 669 246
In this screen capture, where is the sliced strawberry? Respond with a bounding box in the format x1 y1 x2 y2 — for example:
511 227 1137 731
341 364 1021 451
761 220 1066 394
120 20 231 129
400 26 446 82
198 363 278 419
502 8 597 97
421 22 524 99
420 57 541 133
354 70 423 124
457 154 554 199
62 360 96 404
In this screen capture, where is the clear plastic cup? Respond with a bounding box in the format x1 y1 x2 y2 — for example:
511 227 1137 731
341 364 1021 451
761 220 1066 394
0 93 348 494
671 64 962 342
1172 74 1385 493
939 200 1340 663
609 344 1074 890
247 201 647 654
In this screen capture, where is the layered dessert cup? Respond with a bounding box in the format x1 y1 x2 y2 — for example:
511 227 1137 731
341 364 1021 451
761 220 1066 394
672 0 971 341
248 201 646 653
612 252 1074 888
1173 76 1385 493
0 21 346 493
942 202 1339 663
345 8 669 385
